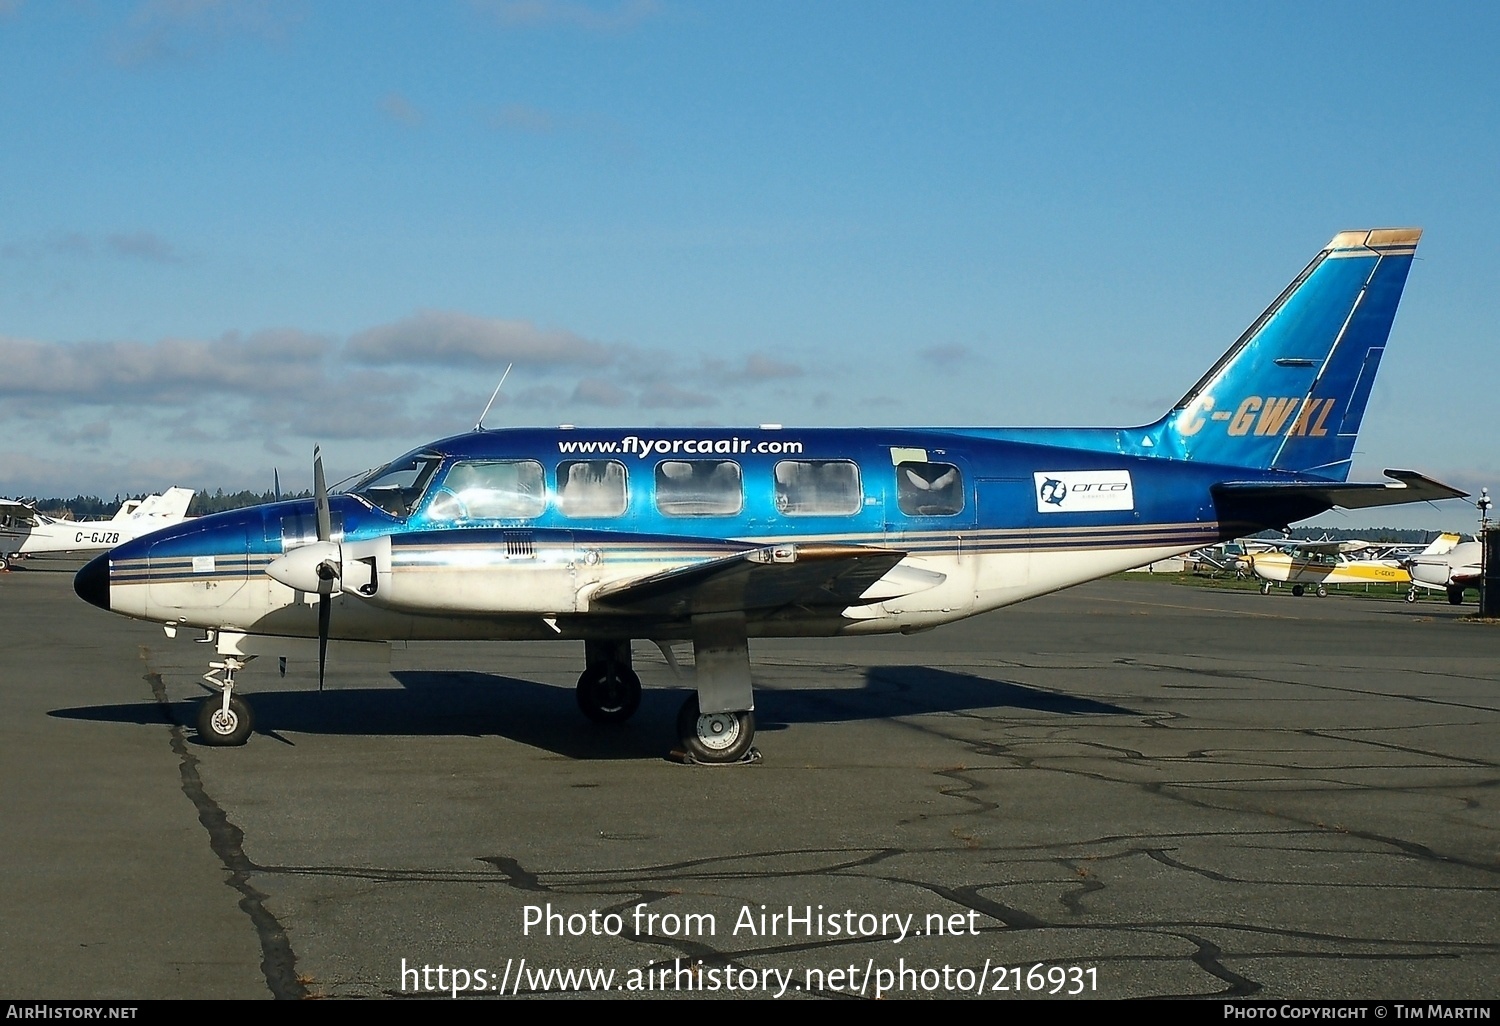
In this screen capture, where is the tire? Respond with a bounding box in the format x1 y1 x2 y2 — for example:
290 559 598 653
1291 584 1305 597
576 665 641 724
1405 587 1417 603
1259 581 1271 595
1448 587 1465 606
676 695 756 763
1316 584 1327 598
197 695 254 746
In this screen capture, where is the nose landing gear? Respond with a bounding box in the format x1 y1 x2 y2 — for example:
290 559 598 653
199 654 255 746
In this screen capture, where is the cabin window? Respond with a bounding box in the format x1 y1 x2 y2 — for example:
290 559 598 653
655 460 743 516
557 460 628 518
896 461 964 516
773 460 862 516
428 460 546 520
351 454 443 518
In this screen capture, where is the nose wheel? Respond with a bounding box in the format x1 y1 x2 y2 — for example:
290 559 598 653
197 693 254 746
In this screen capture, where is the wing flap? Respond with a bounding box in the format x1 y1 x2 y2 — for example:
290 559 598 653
592 543 908 617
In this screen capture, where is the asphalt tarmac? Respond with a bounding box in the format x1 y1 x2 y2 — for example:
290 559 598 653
2 559 1496 1000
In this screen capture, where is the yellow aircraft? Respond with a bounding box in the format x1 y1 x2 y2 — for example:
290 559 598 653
1247 540 1410 596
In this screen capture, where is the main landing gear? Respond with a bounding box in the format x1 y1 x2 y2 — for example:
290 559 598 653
576 639 642 723
576 616 760 765
676 696 756 764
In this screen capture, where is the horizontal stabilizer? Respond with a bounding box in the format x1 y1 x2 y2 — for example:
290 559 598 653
593 543 907 617
1213 470 1467 512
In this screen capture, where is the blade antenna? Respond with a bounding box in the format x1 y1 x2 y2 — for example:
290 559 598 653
474 363 514 431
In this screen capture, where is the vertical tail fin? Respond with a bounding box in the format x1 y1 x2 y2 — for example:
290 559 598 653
1145 229 1420 479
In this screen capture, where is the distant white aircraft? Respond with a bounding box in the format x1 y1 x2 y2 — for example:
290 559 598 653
0 488 195 570
1403 534 1481 604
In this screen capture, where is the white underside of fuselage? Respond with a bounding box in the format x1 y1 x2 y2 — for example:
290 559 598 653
105 538 1198 646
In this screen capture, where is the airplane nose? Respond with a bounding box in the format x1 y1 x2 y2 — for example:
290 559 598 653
74 553 110 611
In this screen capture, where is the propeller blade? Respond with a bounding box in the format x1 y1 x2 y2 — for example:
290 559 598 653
317 592 330 692
314 445 331 543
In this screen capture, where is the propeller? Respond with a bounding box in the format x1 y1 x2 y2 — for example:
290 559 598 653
265 446 342 690
312 446 335 690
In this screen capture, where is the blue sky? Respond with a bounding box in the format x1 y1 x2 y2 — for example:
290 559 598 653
1 1 1495 530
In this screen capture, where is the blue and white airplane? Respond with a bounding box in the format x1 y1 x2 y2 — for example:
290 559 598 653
74 228 1463 762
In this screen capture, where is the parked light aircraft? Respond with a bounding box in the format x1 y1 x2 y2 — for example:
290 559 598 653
1246 540 1409 596
1404 535 1481 604
74 229 1466 762
1 488 194 571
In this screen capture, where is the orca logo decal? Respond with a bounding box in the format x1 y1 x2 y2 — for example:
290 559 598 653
1034 471 1134 514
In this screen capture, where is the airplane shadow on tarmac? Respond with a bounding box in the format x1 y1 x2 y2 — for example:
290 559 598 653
49 666 1135 760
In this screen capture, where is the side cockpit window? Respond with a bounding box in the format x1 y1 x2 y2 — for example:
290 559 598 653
773 460 862 516
558 460 628 518
655 460 742 516
350 454 443 518
896 461 964 516
427 460 546 521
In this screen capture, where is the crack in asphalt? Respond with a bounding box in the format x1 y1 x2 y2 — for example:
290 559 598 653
143 666 307 1000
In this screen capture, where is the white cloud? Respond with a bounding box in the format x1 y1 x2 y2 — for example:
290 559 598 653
347 310 615 369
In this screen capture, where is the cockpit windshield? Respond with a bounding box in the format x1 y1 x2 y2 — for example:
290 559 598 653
350 453 443 518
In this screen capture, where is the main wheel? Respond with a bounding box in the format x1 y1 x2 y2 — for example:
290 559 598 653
1259 580 1272 595
576 665 641 724
1291 584 1305 597
1316 584 1327 598
676 695 756 763
197 695 254 746
1448 586 1465 606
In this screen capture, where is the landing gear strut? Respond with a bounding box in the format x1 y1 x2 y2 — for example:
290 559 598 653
199 654 255 746
576 639 641 724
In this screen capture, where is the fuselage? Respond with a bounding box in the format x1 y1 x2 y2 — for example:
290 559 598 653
1406 541 1483 591
78 425 1324 644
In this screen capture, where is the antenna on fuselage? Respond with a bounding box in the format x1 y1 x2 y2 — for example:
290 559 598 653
474 363 514 431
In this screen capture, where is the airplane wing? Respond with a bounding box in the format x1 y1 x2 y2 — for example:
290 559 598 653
1277 539 1372 555
1214 470 1467 512
591 542 908 617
